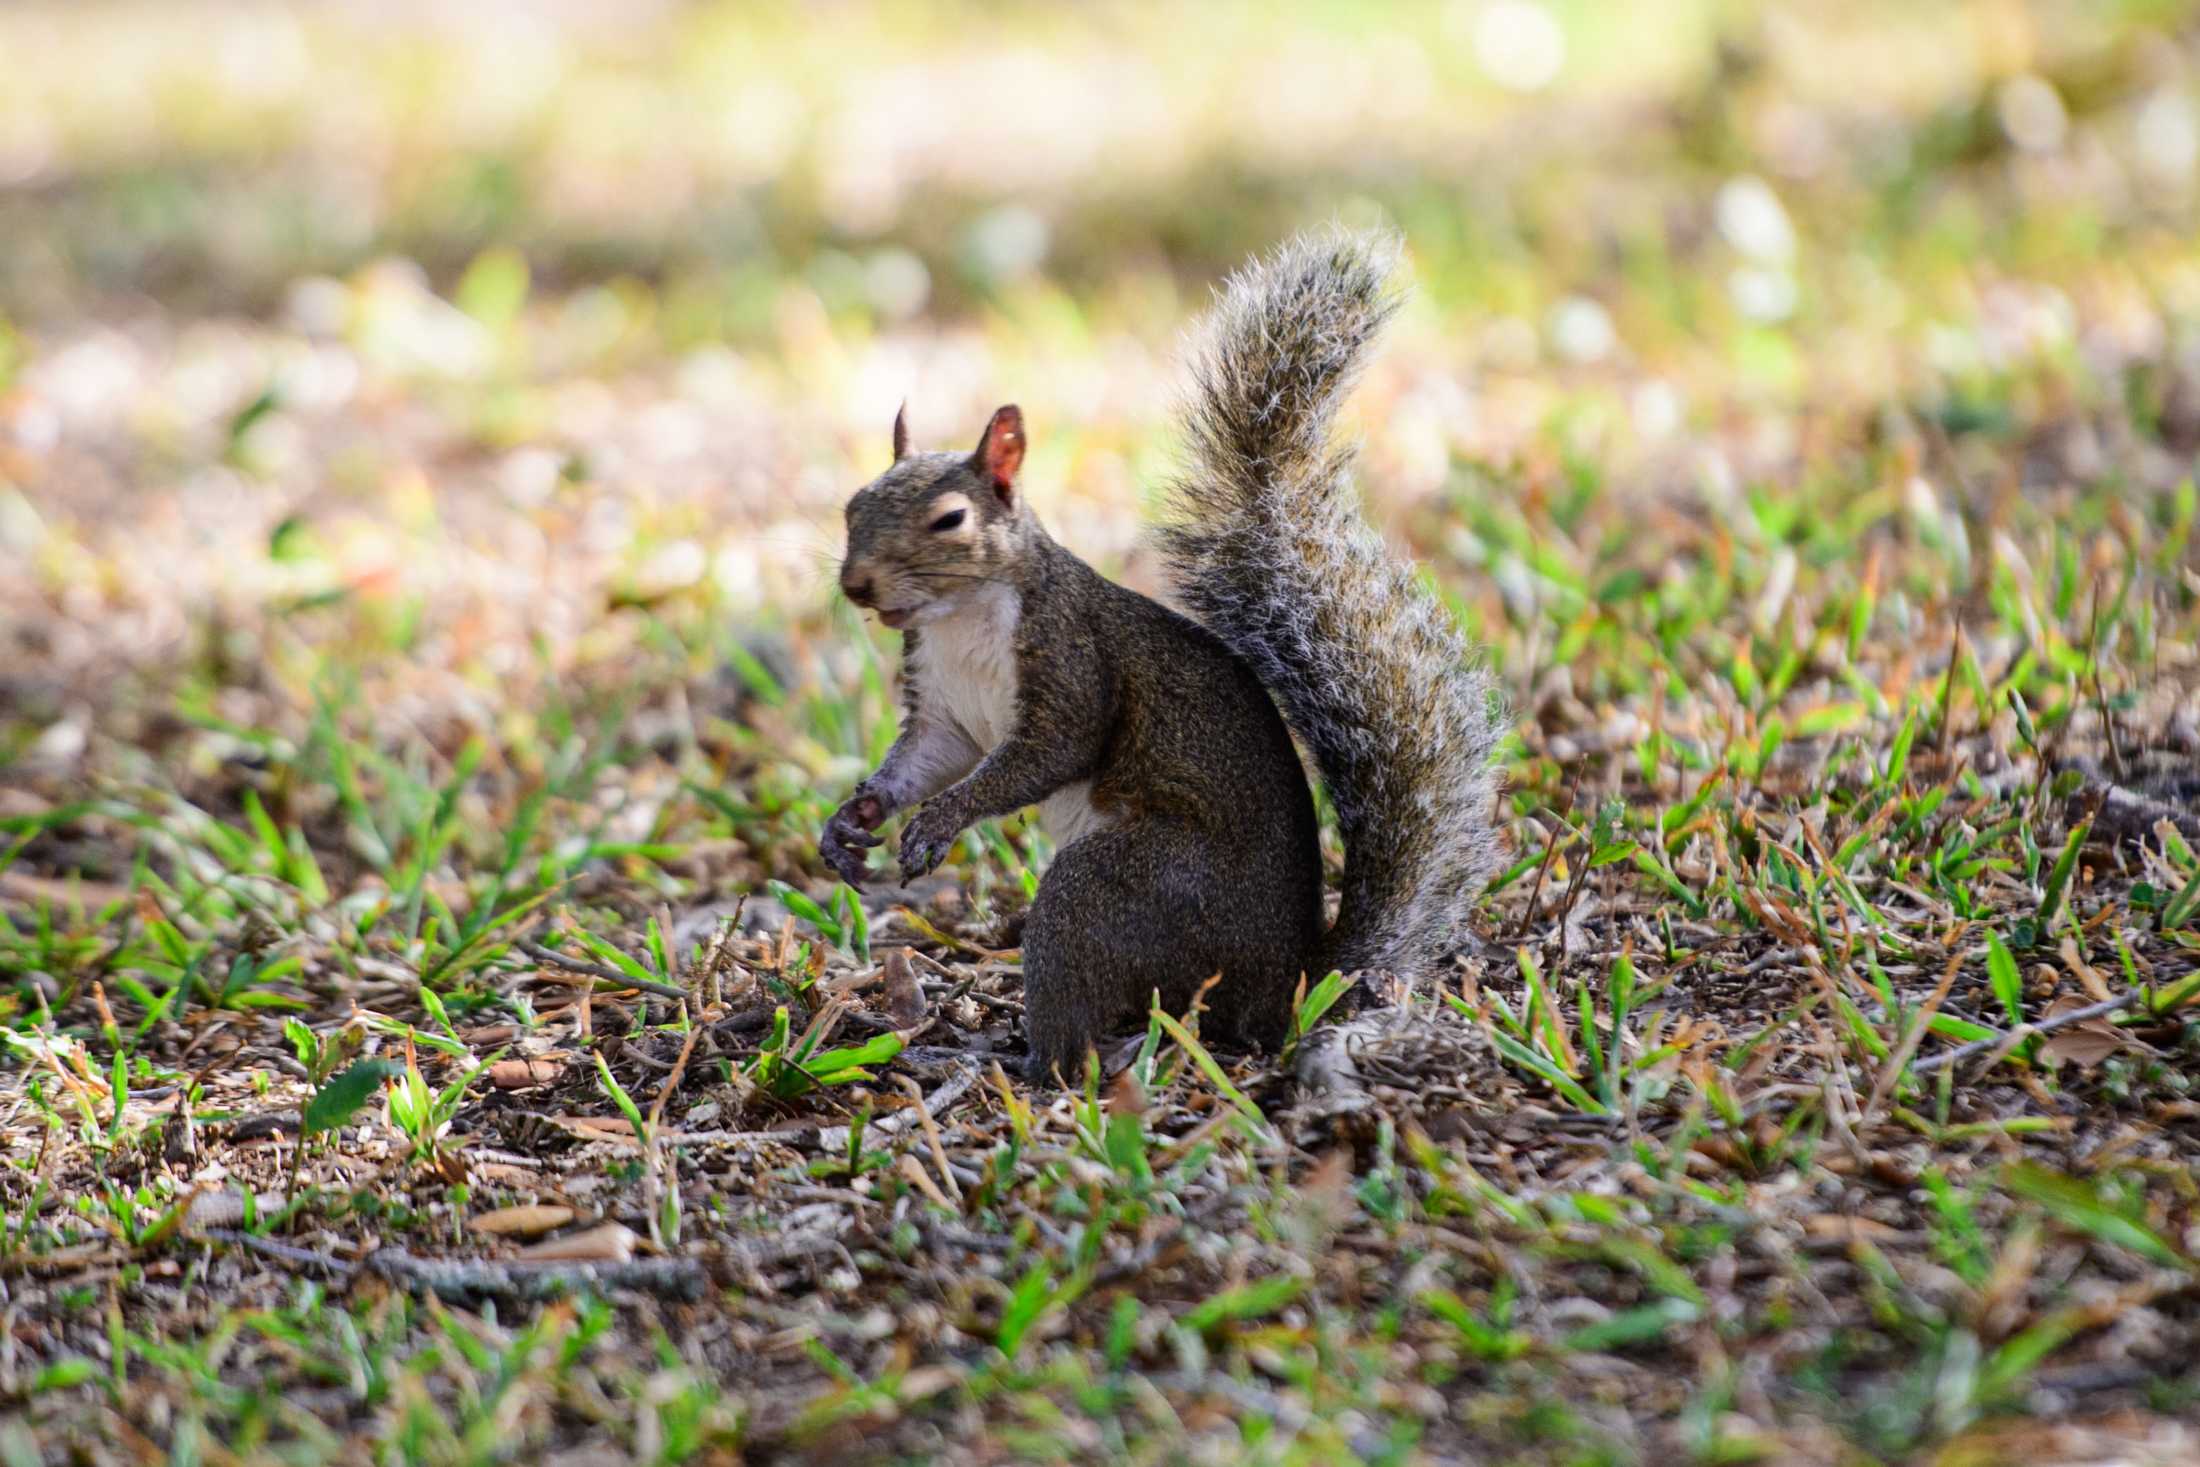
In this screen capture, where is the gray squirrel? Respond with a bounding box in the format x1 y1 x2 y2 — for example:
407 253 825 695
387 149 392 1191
819 231 1503 1080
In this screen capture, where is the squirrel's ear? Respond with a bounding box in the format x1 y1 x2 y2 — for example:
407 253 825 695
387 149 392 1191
971 404 1024 505
892 402 910 462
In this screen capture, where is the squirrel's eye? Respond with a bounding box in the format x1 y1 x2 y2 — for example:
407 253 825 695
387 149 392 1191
927 508 967 533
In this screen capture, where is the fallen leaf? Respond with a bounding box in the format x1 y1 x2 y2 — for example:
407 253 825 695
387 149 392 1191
896 1365 962 1401
517 1221 637 1262
0 870 133 910
543 1114 636 1141
1106 1065 1147 1118
184 1190 285 1232
882 947 926 1028
1804 1214 1902 1244
472 1204 576 1238
2059 936 2114 1002
2038 998 2127 1069
471 1162 550 1188
489 1055 569 1090
896 1152 953 1208
1293 1147 1356 1236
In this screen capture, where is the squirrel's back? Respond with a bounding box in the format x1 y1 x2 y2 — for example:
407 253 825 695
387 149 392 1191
1156 230 1504 977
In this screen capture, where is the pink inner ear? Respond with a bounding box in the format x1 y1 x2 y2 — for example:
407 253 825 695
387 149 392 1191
981 407 1024 489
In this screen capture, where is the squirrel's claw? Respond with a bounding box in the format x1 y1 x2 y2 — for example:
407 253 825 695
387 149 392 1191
819 832 870 887
898 838 945 882
897 806 957 882
820 797 887 887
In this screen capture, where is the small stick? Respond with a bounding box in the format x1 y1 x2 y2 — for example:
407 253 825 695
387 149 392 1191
1936 623 1965 753
363 1248 707 1301
1911 990 2142 1076
893 906 1016 960
816 1063 980 1153
1861 940 1965 1125
896 1073 963 1202
921 980 1022 1016
202 1227 356 1278
1515 820 1565 940
912 950 1022 1014
648 1013 702 1133
518 939 688 1000
2086 578 2128 783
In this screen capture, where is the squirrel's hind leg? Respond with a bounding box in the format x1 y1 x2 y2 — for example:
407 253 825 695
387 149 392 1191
1019 820 1310 1084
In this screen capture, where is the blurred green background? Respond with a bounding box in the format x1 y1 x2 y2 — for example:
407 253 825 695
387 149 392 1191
8 0 2191 673
3 0 2197 797
4 0 2200 862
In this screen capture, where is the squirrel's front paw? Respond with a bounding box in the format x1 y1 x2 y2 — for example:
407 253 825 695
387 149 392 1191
819 792 885 887
898 804 961 882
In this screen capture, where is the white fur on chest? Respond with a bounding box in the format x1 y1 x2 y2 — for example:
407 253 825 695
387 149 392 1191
913 584 1022 751
910 585 1109 846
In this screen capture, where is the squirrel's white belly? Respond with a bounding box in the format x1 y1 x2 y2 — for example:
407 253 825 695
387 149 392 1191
1039 785 1109 845
920 586 1111 846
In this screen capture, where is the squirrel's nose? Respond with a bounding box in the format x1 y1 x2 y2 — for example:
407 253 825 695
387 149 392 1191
841 568 875 606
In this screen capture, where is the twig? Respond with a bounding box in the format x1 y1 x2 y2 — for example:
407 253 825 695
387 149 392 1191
699 896 745 1009
1911 991 2144 1076
202 1227 356 1278
1861 939 1966 1126
663 1064 980 1153
1513 820 1565 940
896 1073 963 1201
703 1231 850 1284
922 1222 1014 1256
518 939 688 1000
647 1011 702 1132
892 906 1018 960
2086 577 2128 783
1936 622 1964 753
362 1248 708 1301
816 1061 980 1153
709 1002 784 1037
657 1125 828 1149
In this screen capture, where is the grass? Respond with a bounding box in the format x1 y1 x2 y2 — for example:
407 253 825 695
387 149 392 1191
3 1 2200 1463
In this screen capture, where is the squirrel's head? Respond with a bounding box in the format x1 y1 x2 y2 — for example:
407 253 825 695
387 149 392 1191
837 404 1030 630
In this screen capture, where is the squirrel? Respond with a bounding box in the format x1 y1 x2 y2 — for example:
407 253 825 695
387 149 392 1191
819 231 1504 1080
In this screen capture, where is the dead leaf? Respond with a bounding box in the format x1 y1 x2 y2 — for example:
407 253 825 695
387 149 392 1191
517 1221 638 1262
471 1162 550 1188
896 1365 962 1402
882 947 926 1028
896 1153 953 1208
544 1114 636 1141
1804 1214 1902 1244
2059 935 2114 1002
0 870 133 910
2038 998 2127 1069
8 1243 121 1276
489 1055 569 1090
1292 1147 1357 1238
1106 1065 1147 1118
184 1189 286 1232
472 1204 577 1238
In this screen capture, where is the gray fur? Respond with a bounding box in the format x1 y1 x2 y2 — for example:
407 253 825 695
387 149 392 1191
822 231 1501 1081
1156 230 1505 975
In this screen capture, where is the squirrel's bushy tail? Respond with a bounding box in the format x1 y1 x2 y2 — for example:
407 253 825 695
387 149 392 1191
1157 230 1503 977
